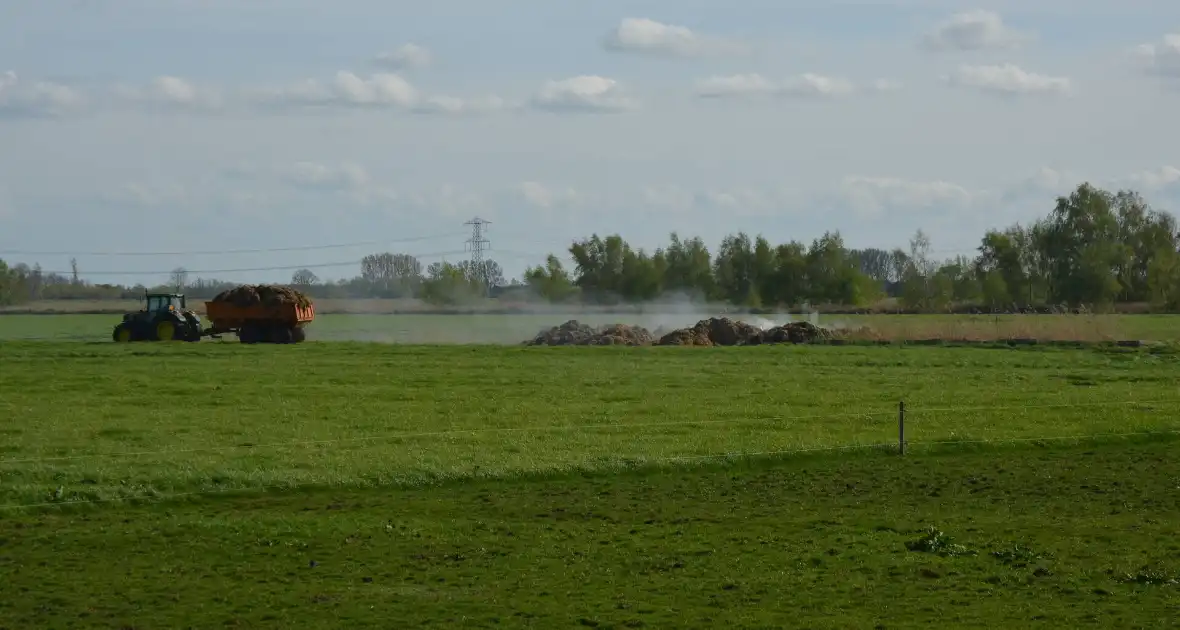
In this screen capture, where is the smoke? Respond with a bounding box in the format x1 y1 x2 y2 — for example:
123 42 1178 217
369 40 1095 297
304 291 830 344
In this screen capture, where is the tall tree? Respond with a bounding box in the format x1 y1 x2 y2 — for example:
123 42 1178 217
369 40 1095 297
1039 183 1124 307
291 268 319 286
169 267 188 292
524 255 577 302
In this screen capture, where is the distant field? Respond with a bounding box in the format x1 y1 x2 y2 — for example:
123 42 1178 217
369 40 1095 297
0 311 1177 343
1 341 1178 507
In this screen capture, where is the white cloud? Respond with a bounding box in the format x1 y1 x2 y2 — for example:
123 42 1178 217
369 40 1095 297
603 17 750 57
1132 34 1180 78
515 181 582 209
1121 165 1180 190
921 10 1032 52
417 94 509 115
107 181 191 209
222 161 372 193
1001 166 1079 203
870 78 903 92
282 162 371 189
695 74 777 98
944 64 1071 95
695 73 862 99
531 75 637 112
207 161 408 213
1003 166 1180 206
780 74 856 98
113 76 223 110
841 176 980 217
637 184 799 217
244 71 506 115
250 71 419 108
401 184 490 218
0 71 84 117
372 43 432 70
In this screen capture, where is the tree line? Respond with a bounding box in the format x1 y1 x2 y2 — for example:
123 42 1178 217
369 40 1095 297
0 256 509 306
2 182 1178 311
521 183 1180 311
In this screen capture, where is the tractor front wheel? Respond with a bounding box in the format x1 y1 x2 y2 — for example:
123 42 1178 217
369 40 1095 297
183 323 202 342
113 324 133 342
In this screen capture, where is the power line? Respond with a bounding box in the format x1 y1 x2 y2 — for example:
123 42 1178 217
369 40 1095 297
32 248 478 277
0 231 467 257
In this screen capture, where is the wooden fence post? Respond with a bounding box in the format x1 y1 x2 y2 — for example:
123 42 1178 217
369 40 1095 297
898 401 906 456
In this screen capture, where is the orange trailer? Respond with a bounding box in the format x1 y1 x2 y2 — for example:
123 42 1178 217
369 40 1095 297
203 300 315 343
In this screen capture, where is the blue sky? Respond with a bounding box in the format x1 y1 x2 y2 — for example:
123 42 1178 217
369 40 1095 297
2 0 1180 285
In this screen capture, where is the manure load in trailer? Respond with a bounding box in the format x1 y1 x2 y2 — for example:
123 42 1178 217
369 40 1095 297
204 284 315 344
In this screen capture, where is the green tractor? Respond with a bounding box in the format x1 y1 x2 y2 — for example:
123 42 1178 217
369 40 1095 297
112 292 203 342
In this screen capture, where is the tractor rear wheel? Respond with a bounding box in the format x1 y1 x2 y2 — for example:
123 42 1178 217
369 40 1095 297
155 319 177 341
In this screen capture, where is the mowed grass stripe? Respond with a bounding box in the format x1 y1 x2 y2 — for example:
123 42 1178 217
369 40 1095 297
1 342 1179 505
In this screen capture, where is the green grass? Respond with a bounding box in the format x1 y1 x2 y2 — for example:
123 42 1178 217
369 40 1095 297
3 342 1180 627
2 342 1179 507
2 312 1180 343
2 440 1179 628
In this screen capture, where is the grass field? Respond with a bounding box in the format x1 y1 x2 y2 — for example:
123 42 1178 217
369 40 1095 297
3 440 1179 627
2 341 1179 507
1 311 1178 343
2 341 1179 627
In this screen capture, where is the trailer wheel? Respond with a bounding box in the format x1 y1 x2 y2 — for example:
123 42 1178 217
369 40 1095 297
238 325 260 344
270 327 294 344
292 327 306 343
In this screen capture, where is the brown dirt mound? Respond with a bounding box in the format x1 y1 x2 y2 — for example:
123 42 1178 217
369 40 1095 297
655 317 836 346
211 284 312 308
526 320 655 346
654 317 762 346
746 321 834 345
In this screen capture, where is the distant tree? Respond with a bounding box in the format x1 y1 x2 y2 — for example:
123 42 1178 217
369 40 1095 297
524 254 577 302
458 259 505 293
169 267 188 292
291 268 319 286
421 261 483 305
360 252 423 297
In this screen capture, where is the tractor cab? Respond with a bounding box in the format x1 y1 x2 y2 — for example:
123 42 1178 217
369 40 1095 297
144 293 188 314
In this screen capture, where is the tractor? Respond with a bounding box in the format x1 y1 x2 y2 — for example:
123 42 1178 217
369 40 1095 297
112 292 203 342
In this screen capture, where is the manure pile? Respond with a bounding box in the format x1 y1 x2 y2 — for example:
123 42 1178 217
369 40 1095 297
525 320 655 346
211 285 313 308
526 317 837 347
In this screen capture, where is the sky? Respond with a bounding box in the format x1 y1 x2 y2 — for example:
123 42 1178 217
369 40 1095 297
2 0 1180 286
